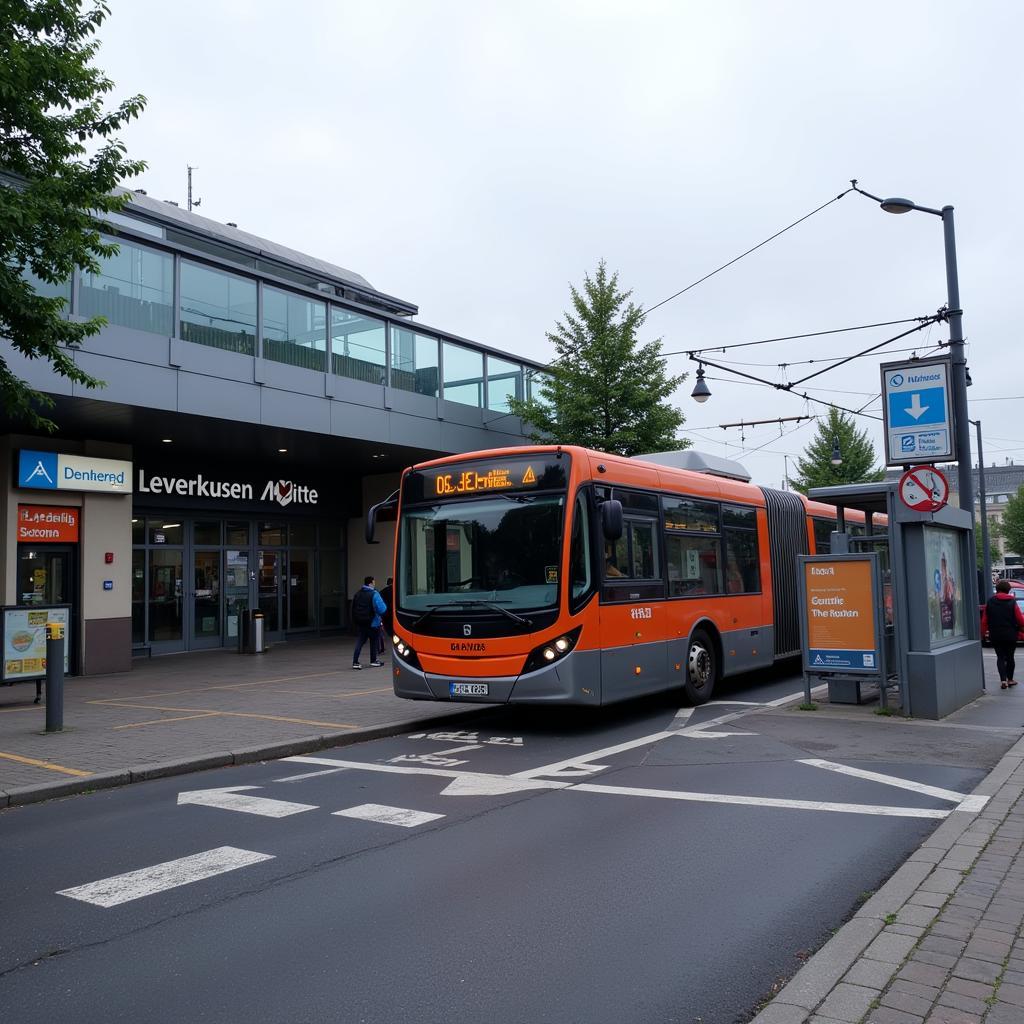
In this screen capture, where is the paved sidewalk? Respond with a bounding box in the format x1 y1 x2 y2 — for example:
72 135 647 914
753 700 1024 1024
0 637 486 806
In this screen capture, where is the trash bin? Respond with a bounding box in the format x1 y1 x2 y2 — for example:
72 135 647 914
238 610 266 654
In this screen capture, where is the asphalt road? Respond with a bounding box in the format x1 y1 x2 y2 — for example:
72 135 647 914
0 667 1012 1024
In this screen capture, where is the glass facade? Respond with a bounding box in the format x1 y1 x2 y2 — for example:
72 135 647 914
331 307 386 384
132 515 345 652
442 342 483 407
80 236 173 335
487 355 523 412
20 267 71 306
263 286 327 372
180 260 257 355
21 218 545 407
391 327 439 397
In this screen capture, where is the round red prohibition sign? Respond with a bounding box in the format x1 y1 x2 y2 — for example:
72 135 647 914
898 465 950 512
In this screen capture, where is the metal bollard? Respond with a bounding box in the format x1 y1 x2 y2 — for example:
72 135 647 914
252 611 265 654
45 621 65 733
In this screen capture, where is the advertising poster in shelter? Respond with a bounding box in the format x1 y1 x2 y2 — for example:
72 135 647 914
924 525 966 645
3 606 70 680
802 558 878 671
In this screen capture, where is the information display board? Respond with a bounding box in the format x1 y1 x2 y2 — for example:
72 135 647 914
799 555 882 673
881 356 955 467
2 605 71 680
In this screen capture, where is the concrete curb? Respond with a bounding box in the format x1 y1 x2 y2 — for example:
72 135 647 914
750 733 1024 1023
1 706 494 809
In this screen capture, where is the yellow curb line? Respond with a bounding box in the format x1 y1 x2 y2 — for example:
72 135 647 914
0 751 92 777
85 700 358 730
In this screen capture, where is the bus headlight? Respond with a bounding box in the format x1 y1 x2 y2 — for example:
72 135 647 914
522 626 582 675
392 634 421 669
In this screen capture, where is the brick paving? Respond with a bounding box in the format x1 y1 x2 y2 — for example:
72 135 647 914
753 731 1024 1024
0 637 486 804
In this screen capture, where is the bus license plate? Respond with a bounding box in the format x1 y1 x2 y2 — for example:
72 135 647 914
450 682 488 696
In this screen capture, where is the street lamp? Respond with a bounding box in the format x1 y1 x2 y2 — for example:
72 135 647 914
859 184 977 601
690 366 711 403
830 436 842 467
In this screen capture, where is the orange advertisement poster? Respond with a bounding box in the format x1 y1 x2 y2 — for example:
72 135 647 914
17 505 80 543
804 559 878 671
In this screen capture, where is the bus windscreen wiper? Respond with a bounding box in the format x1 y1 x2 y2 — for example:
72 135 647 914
412 600 532 628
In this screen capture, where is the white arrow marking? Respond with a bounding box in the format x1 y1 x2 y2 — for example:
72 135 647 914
333 803 443 827
905 393 929 420
441 775 568 796
177 786 317 818
58 847 273 907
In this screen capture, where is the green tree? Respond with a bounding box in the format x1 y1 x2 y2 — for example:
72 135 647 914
1 0 146 429
508 260 688 457
1001 487 1024 560
790 408 884 494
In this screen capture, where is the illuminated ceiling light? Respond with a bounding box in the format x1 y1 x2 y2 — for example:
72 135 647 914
278 448 288 453
161 438 173 443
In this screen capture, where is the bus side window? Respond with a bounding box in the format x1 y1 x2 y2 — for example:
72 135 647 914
570 494 594 603
812 518 833 554
630 520 657 578
604 519 658 580
722 505 760 593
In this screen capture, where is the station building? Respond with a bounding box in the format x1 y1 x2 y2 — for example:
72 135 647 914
1 189 543 675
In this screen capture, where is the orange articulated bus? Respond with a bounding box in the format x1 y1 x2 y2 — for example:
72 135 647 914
372 445 869 707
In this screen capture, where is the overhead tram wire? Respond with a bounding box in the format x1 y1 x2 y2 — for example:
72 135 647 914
661 315 934 359
640 186 856 318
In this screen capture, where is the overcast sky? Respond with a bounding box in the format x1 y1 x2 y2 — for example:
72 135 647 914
97 0 1024 487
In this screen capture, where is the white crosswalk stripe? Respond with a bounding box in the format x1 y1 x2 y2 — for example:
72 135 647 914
333 803 444 828
57 847 274 908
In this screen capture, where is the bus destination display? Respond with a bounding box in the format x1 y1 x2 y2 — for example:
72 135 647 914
405 455 569 503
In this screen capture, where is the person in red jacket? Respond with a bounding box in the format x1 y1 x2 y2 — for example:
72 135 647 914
982 580 1024 689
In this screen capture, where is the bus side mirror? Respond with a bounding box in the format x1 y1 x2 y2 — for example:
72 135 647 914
365 505 380 545
601 499 623 541
365 491 399 545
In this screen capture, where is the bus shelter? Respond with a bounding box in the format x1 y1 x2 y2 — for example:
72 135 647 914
807 481 983 719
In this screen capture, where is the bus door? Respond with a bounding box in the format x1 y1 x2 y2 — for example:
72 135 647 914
599 511 668 702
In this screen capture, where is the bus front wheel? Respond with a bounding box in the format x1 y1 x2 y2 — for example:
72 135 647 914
683 629 717 704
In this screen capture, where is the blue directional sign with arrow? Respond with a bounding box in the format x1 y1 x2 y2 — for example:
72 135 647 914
880 356 955 467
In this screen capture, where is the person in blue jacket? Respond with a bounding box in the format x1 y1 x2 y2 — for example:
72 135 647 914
351 575 387 669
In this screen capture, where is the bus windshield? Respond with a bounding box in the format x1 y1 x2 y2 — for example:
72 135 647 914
398 493 565 613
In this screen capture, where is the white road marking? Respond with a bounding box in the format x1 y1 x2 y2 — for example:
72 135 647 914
705 701 767 707
177 786 318 818
57 847 273 908
672 707 695 725
512 733 677 779
333 803 443 827
441 775 567 797
273 768 347 783
283 755 569 790
572 783 950 818
798 759 988 809
681 731 756 739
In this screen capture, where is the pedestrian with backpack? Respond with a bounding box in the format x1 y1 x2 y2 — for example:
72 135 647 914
351 575 387 669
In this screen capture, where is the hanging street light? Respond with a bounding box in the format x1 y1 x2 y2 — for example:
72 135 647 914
690 366 711 403
830 435 842 466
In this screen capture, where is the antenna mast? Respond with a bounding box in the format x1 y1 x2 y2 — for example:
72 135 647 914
187 165 201 212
